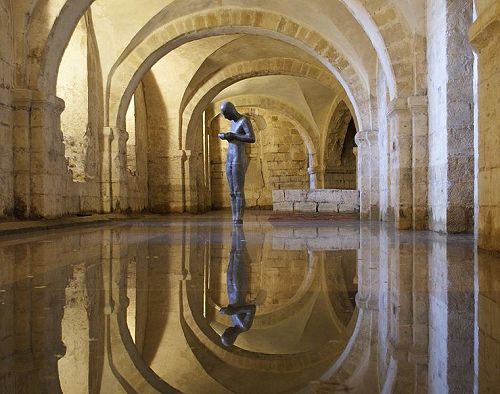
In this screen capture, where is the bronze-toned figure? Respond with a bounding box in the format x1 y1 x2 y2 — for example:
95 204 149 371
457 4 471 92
219 224 256 347
218 102 256 224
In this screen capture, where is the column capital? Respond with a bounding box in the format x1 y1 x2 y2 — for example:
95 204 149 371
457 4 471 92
354 130 377 146
387 97 409 117
307 165 325 175
469 3 500 52
365 129 379 145
12 89 65 114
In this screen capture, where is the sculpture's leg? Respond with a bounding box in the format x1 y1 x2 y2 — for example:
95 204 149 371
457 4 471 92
226 162 237 222
234 163 246 224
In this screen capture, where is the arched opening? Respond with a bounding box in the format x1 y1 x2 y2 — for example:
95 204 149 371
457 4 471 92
324 102 358 190
208 107 310 209
57 11 101 186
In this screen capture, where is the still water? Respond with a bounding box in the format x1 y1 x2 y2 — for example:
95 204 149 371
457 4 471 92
0 211 498 393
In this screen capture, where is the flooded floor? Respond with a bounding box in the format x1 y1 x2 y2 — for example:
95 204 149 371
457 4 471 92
0 211 498 393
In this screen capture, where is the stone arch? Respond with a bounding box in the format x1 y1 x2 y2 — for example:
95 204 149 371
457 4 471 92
25 1 416 116
337 0 414 99
206 101 314 208
25 0 95 91
106 8 371 133
182 58 338 152
57 10 102 184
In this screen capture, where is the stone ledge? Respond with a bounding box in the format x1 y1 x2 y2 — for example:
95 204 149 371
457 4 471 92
272 189 360 213
0 214 142 237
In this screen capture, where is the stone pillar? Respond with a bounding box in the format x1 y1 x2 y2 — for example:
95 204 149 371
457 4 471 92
387 98 413 229
408 232 429 390
100 127 113 213
0 86 13 217
366 130 380 221
470 2 500 250
109 127 128 212
428 0 474 233
355 131 371 219
12 89 68 218
307 165 325 189
408 96 429 230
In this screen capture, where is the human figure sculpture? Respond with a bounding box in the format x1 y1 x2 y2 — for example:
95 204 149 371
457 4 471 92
219 224 256 347
218 102 256 224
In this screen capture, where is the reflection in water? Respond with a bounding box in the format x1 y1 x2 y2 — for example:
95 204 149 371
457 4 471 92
219 225 256 347
0 212 498 393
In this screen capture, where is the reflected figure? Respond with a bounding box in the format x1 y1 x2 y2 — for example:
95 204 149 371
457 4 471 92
218 101 256 224
219 224 256 347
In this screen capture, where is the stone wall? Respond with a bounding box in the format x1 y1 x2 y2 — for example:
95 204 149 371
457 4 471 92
273 189 360 213
471 0 500 251
0 0 13 217
209 109 309 209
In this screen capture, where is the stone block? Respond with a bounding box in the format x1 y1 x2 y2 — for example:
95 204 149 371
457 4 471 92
294 202 317 212
273 202 293 212
307 189 341 203
318 203 338 213
285 190 307 202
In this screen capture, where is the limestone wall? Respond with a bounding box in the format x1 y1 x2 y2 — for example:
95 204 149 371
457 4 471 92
273 189 360 213
0 0 13 217
209 109 309 209
471 0 500 251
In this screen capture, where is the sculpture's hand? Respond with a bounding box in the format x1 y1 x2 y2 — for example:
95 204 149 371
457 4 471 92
220 305 237 315
218 133 226 140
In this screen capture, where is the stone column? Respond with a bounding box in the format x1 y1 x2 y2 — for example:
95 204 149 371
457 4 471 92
307 165 325 189
387 98 413 229
109 127 129 212
408 96 429 230
100 127 113 213
355 131 371 219
0 86 13 217
12 89 68 218
470 2 500 250
366 130 380 221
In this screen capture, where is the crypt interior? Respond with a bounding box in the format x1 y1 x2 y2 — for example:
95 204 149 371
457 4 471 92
0 0 499 393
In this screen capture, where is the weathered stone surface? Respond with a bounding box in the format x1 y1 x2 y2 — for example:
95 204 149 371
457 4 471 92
273 202 294 212
294 202 317 213
318 202 338 213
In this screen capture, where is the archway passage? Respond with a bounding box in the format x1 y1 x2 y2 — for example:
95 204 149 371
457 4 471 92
2 1 500 394
0 0 489 238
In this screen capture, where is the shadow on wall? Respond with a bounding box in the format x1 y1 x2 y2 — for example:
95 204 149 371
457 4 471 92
141 71 174 213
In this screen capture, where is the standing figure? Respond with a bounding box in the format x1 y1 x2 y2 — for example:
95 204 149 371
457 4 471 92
218 102 256 224
219 224 256 347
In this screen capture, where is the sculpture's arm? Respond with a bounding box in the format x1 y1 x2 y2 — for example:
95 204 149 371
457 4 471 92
224 118 256 143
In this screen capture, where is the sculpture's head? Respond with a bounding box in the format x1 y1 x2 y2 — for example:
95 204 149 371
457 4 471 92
221 326 240 347
220 101 240 121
